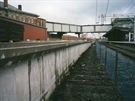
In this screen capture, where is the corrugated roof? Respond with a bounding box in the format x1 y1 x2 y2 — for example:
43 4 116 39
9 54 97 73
0 1 39 17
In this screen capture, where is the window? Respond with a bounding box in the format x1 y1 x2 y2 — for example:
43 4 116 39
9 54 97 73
123 24 129 28
42 21 45 27
28 17 30 23
8 14 12 18
21 16 25 22
31 18 33 23
37 22 39 26
40 20 42 26
2 12 5 16
18 16 21 21
13 15 16 19
129 23 133 29
23 17 25 22
21 16 22 21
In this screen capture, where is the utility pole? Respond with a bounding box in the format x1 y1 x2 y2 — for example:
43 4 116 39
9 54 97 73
129 32 131 42
134 15 135 42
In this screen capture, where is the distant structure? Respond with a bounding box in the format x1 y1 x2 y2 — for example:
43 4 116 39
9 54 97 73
104 18 134 41
62 35 77 40
0 0 47 42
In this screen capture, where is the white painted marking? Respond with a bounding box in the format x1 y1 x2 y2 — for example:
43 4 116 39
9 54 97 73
5 61 13 66
1 54 5 59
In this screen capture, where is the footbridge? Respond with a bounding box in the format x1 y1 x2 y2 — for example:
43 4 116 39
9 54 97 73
46 21 112 38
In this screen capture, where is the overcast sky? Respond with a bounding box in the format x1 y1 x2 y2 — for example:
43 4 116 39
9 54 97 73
2 0 134 24
1 0 135 38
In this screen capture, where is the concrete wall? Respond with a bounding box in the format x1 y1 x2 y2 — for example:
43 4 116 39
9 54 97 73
0 42 91 101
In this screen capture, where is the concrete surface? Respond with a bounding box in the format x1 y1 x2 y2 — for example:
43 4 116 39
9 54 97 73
0 42 91 101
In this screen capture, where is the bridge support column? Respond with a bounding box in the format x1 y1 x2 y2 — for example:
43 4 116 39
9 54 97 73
133 15 135 42
47 32 51 40
47 32 66 40
57 32 66 39
47 32 51 37
75 32 82 39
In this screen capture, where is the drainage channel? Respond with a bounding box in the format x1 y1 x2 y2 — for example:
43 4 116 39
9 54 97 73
48 44 123 101
96 42 135 101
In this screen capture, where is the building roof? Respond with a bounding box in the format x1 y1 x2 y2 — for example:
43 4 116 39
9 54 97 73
0 1 39 17
103 26 132 37
111 18 134 24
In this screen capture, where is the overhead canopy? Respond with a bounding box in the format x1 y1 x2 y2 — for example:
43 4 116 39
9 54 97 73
103 27 133 41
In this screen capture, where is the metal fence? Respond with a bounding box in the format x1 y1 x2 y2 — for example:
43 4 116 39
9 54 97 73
96 42 135 101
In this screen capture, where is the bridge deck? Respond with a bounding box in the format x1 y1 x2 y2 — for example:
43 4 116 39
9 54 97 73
48 44 123 101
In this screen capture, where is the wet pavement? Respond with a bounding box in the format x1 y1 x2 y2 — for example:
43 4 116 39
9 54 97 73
48 44 124 101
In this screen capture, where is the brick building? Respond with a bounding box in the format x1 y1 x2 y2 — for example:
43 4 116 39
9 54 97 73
0 0 47 42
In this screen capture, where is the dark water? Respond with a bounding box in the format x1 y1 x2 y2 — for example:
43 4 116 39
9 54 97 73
96 42 135 101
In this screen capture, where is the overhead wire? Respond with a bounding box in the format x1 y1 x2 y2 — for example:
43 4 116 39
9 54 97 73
99 0 110 38
92 0 98 39
102 0 109 24
123 3 135 14
122 0 134 14
105 0 109 18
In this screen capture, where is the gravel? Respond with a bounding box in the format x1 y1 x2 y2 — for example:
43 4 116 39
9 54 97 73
48 44 124 101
